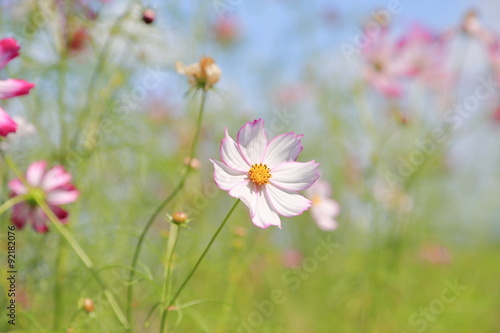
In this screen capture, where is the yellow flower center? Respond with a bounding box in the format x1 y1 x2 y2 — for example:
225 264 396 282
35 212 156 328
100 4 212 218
311 195 322 206
248 163 272 186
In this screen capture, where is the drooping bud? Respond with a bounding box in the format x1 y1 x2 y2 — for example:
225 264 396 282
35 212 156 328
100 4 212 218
142 9 156 24
176 56 222 90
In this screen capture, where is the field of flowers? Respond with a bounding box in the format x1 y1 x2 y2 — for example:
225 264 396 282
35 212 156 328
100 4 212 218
1 1 500 332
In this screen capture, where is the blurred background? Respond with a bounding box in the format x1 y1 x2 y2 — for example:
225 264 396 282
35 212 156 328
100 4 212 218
0 0 500 332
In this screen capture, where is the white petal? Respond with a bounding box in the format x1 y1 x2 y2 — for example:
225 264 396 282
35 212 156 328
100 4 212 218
251 189 281 229
210 159 247 191
220 128 250 171
270 161 320 191
312 211 338 231
41 166 72 191
46 189 79 205
26 161 47 186
237 119 267 164
228 180 258 216
265 185 311 217
263 132 303 168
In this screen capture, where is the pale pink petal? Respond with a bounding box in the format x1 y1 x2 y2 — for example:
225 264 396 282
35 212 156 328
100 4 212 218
0 79 35 99
251 190 281 228
210 159 247 191
262 132 303 168
30 208 49 233
26 161 47 187
220 128 250 171
307 179 332 198
228 180 258 217
11 203 31 229
0 38 20 69
41 166 72 191
270 161 320 191
311 198 340 231
236 118 267 164
265 184 311 217
8 178 27 195
312 213 338 231
46 188 80 205
0 108 17 137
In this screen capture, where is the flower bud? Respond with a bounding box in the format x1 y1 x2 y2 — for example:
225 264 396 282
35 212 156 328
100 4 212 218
172 211 188 224
176 56 222 90
82 298 95 313
142 9 156 24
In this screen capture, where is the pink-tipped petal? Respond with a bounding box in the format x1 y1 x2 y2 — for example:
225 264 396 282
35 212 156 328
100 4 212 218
8 178 27 195
270 161 320 191
236 118 267 164
0 38 20 69
30 208 49 233
210 159 247 191
50 205 69 223
0 79 35 99
41 166 72 191
228 180 258 217
263 132 303 168
11 203 30 229
46 188 80 205
251 190 281 228
0 108 17 137
265 184 311 217
220 128 250 171
26 161 47 186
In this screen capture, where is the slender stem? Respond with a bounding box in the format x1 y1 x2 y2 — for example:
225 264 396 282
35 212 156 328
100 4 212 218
162 200 241 327
52 234 67 331
0 194 29 216
125 90 208 328
159 224 181 333
57 1 68 152
35 198 129 329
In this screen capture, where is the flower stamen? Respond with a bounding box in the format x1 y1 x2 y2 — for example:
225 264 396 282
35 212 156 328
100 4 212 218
248 163 272 186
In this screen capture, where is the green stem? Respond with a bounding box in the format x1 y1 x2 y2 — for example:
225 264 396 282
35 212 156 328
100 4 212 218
35 198 129 329
159 223 181 333
52 234 67 331
0 195 29 216
162 200 241 327
125 90 208 328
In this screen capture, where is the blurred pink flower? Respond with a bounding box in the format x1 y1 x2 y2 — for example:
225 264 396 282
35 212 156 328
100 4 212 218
395 24 450 92
282 249 303 269
0 38 34 99
362 28 406 97
210 118 319 228
306 179 340 231
213 16 240 44
8 161 79 233
0 107 17 137
419 243 451 265
461 10 494 44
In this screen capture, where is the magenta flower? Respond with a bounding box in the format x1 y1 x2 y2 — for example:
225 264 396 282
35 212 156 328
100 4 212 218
0 107 17 137
210 119 319 228
306 179 340 231
0 37 35 99
8 161 79 233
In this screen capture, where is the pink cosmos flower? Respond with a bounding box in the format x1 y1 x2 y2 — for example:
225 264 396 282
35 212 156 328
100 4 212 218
8 161 79 233
305 179 340 231
210 119 319 228
362 28 407 98
0 107 17 137
0 37 35 99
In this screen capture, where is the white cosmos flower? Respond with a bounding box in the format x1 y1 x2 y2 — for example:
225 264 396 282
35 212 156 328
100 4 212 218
306 179 341 231
210 118 319 228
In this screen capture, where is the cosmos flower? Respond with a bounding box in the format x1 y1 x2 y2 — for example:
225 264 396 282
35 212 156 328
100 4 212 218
8 161 79 233
362 28 407 98
0 38 34 99
176 56 221 90
0 107 17 137
306 179 341 231
210 118 319 228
